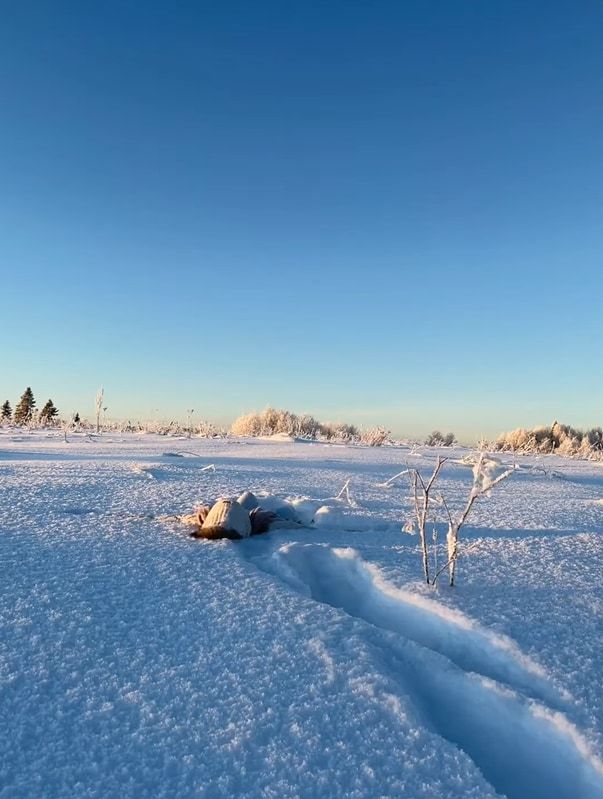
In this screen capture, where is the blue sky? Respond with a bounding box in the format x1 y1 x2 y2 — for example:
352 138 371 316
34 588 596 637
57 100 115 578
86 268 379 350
1 1 601 441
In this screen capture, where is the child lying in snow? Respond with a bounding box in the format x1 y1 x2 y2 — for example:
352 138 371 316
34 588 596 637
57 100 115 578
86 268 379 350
183 491 304 540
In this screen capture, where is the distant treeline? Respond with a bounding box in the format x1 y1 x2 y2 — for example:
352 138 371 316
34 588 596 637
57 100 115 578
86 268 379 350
0 393 392 446
1 388 63 426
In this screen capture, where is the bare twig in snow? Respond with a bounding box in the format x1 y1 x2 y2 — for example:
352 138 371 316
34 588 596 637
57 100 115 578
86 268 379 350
376 468 412 488
335 479 356 506
410 457 446 585
446 453 516 586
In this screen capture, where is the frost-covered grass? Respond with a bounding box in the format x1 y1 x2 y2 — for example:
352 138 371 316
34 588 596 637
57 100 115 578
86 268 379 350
1 431 602 798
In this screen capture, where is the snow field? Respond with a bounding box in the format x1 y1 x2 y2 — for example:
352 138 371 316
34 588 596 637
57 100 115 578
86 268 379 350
1 432 602 797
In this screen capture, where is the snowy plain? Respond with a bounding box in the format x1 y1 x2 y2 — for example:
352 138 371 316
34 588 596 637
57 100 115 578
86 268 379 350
1 431 602 799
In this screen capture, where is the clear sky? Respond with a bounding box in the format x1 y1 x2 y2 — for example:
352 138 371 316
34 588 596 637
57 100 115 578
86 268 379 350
1 1 601 442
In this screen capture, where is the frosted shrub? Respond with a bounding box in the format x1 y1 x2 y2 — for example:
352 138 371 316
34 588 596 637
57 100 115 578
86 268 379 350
496 428 531 452
586 427 603 451
556 436 579 456
195 420 225 438
229 408 379 443
262 407 281 434
318 422 335 440
404 454 515 587
230 407 312 438
493 421 603 461
360 426 390 447
533 426 554 452
230 412 263 437
425 431 455 447
320 422 359 443
272 408 297 435
295 414 321 439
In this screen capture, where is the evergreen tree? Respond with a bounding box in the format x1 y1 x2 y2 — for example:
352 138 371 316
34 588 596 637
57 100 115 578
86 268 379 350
40 399 59 425
74 412 80 424
14 387 36 425
1 400 12 422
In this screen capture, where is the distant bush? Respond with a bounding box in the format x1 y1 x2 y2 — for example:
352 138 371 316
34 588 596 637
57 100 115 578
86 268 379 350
230 408 301 438
320 421 359 442
194 420 226 438
493 421 603 460
424 431 455 447
360 426 391 447
229 407 391 446
230 412 263 437
295 414 322 439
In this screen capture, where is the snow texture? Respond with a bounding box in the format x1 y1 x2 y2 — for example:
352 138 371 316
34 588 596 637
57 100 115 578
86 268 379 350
1 431 602 798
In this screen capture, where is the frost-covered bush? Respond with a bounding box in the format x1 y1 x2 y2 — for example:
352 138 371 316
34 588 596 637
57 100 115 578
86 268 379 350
424 431 455 447
585 427 603 451
497 428 531 452
493 421 603 460
233 408 316 439
295 414 321 438
320 421 359 442
230 408 303 438
404 453 515 587
230 412 264 437
195 420 226 438
229 408 390 445
360 426 390 447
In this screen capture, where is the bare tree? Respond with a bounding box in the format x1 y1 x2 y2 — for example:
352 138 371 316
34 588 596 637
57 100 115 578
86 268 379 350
95 387 104 434
409 457 446 584
442 454 515 586
62 413 77 443
403 454 515 587
186 408 195 438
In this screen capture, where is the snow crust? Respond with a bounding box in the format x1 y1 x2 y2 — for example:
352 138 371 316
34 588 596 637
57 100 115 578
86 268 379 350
1 431 602 798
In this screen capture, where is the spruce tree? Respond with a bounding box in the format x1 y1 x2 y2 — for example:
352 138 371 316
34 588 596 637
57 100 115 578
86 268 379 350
1 400 11 422
74 412 80 424
40 399 59 425
14 387 36 425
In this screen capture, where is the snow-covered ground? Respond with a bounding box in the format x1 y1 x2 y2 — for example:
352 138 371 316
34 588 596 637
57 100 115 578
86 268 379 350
1 431 602 798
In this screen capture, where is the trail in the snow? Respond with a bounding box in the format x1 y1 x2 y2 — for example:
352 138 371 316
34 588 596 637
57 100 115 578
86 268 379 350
243 541 603 799
251 542 567 708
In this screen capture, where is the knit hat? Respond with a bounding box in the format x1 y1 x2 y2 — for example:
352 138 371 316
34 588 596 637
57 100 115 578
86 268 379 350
197 499 252 539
